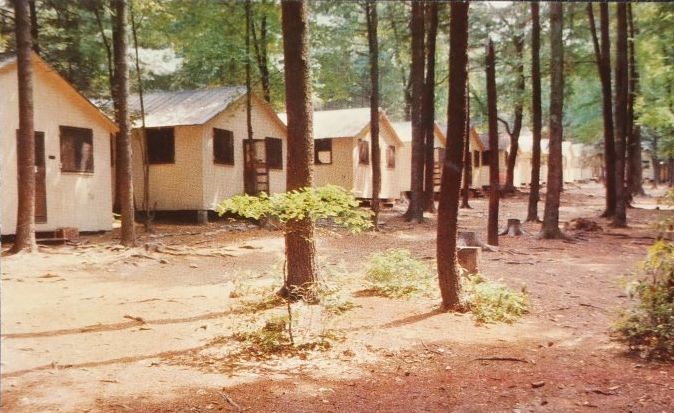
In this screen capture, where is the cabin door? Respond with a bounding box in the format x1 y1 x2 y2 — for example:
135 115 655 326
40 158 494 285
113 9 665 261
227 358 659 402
34 131 47 222
243 139 269 195
16 130 47 222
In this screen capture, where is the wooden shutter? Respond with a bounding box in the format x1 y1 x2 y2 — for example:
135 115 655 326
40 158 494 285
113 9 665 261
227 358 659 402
265 137 283 169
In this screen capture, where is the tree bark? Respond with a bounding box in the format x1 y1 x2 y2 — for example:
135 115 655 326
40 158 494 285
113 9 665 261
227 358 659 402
526 2 542 223
251 0 271 103
541 2 565 239
404 1 425 222
423 2 438 212
280 0 317 300
365 0 380 228
112 0 136 246
437 2 469 311
504 34 525 192
28 0 38 54
11 0 37 253
486 39 499 246
612 3 628 227
461 87 472 209
588 3 617 218
626 4 644 197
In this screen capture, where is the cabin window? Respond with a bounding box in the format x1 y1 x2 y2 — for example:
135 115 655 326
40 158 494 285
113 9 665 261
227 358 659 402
358 139 369 165
265 137 283 169
146 127 175 164
60 126 94 173
315 138 332 165
213 128 234 165
482 150 492 165
473 150 480 166
386 145 396 168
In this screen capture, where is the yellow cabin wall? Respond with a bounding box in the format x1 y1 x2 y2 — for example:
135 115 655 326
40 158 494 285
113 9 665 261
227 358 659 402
1 61 113 235
314 137 353 190
352 124 401 199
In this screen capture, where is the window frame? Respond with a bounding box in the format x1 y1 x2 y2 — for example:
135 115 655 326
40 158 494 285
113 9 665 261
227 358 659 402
358 139 370 165
59 125 94 173
213 128 235 165
314 138 333 165
146 127 176 165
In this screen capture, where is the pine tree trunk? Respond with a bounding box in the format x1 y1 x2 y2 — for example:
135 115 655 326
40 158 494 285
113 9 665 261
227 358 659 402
612 3 629 227
28 0 38 54
505 35 524 192
485 39 499 246
626 4 644 197
251 1 271 103
588 3 617 218
366 0 380 228
526 2 542 223
437 2 469 311
112 0 136 246
404 1 425 222
280 0 317 300
423 2 438 213
11 0 37 253
460 88 472 209
541 2 565 239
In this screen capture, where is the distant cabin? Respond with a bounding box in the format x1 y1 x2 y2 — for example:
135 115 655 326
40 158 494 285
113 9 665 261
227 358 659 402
391 121 446 195
126 87 287 222
469 128 509 188
0 52 117 236
295 108 403 200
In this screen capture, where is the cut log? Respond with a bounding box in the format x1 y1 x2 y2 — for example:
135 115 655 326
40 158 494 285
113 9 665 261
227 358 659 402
457 246 480 274
500 219 523 236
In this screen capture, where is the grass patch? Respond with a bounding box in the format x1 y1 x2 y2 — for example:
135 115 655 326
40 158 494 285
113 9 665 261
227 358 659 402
364 249 434 298
462 274 529 324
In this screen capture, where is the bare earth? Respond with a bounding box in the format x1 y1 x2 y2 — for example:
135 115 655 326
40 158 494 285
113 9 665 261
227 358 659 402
1 182 673 413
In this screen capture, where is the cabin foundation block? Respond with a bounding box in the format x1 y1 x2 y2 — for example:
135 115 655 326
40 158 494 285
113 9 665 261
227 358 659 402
196 210 209 225
457 246 480 274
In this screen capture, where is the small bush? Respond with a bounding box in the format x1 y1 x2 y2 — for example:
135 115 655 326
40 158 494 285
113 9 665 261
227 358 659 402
364 249 434 298
615 240 674 360
462 274 529 324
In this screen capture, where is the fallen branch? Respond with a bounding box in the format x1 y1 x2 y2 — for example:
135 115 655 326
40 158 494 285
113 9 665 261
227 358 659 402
219 391 242 412
473 356 531 364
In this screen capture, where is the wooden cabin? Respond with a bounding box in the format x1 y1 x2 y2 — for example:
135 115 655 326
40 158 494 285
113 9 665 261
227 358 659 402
469 129 510 188
280 108 403 200
1 52 117 236
391 121 447 195
127 87 287 222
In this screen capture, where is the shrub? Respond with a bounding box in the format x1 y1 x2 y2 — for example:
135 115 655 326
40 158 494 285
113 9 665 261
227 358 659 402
615 240 674 360
364 249 434 298
461 274 529 324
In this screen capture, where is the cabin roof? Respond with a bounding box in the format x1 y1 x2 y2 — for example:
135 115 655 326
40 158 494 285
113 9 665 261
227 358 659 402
478 132 510 151
390 121 447 146
128 86 247 128
279 107 372 139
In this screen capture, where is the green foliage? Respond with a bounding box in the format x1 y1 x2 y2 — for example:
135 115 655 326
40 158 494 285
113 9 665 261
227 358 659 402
461 275 529 324
364 249 434 298
216 185 373 233
615 240 674 361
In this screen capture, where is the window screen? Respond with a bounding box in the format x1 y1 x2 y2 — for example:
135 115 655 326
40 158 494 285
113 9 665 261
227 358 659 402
146 127 175 164
314 138 332 164
60 126 94 173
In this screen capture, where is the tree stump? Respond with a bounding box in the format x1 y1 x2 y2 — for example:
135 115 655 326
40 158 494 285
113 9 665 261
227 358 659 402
500 218 523 236
458 246 480 274
458 231 480 247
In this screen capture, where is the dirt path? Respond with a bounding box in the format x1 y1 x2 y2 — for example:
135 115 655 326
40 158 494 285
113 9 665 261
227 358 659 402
1 183 673 412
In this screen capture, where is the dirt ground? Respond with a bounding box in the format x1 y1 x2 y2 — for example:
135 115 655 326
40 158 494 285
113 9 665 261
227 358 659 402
1 182 673 413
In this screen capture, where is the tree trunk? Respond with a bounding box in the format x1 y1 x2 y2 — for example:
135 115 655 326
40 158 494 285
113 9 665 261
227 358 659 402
626 4 644 197
280 0 317 300
28 0 38 54
404 1 425 222
541 2 565 239
251 0 271 103
437 2 469 311
112 0 136 246
526 2 542 223
588 3 617 218
652 135 660 186
423 2 438 213
11 0 37 253
461 88 472 209
612 3 628 227
504 35 525 192
365 0 380 228
485 39 499 246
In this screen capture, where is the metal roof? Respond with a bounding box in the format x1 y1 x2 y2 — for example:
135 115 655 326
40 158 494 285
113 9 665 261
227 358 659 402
128 86 247 128
279 107 372 139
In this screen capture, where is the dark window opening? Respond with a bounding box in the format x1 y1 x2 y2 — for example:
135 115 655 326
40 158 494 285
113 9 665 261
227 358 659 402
386 145 396 168
146 127 175 164
60 126 94 173
473 150 480 166
358 139 369 165
265 137 283 169
314 138 333 164
482 150 492 165
213 128 234 165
